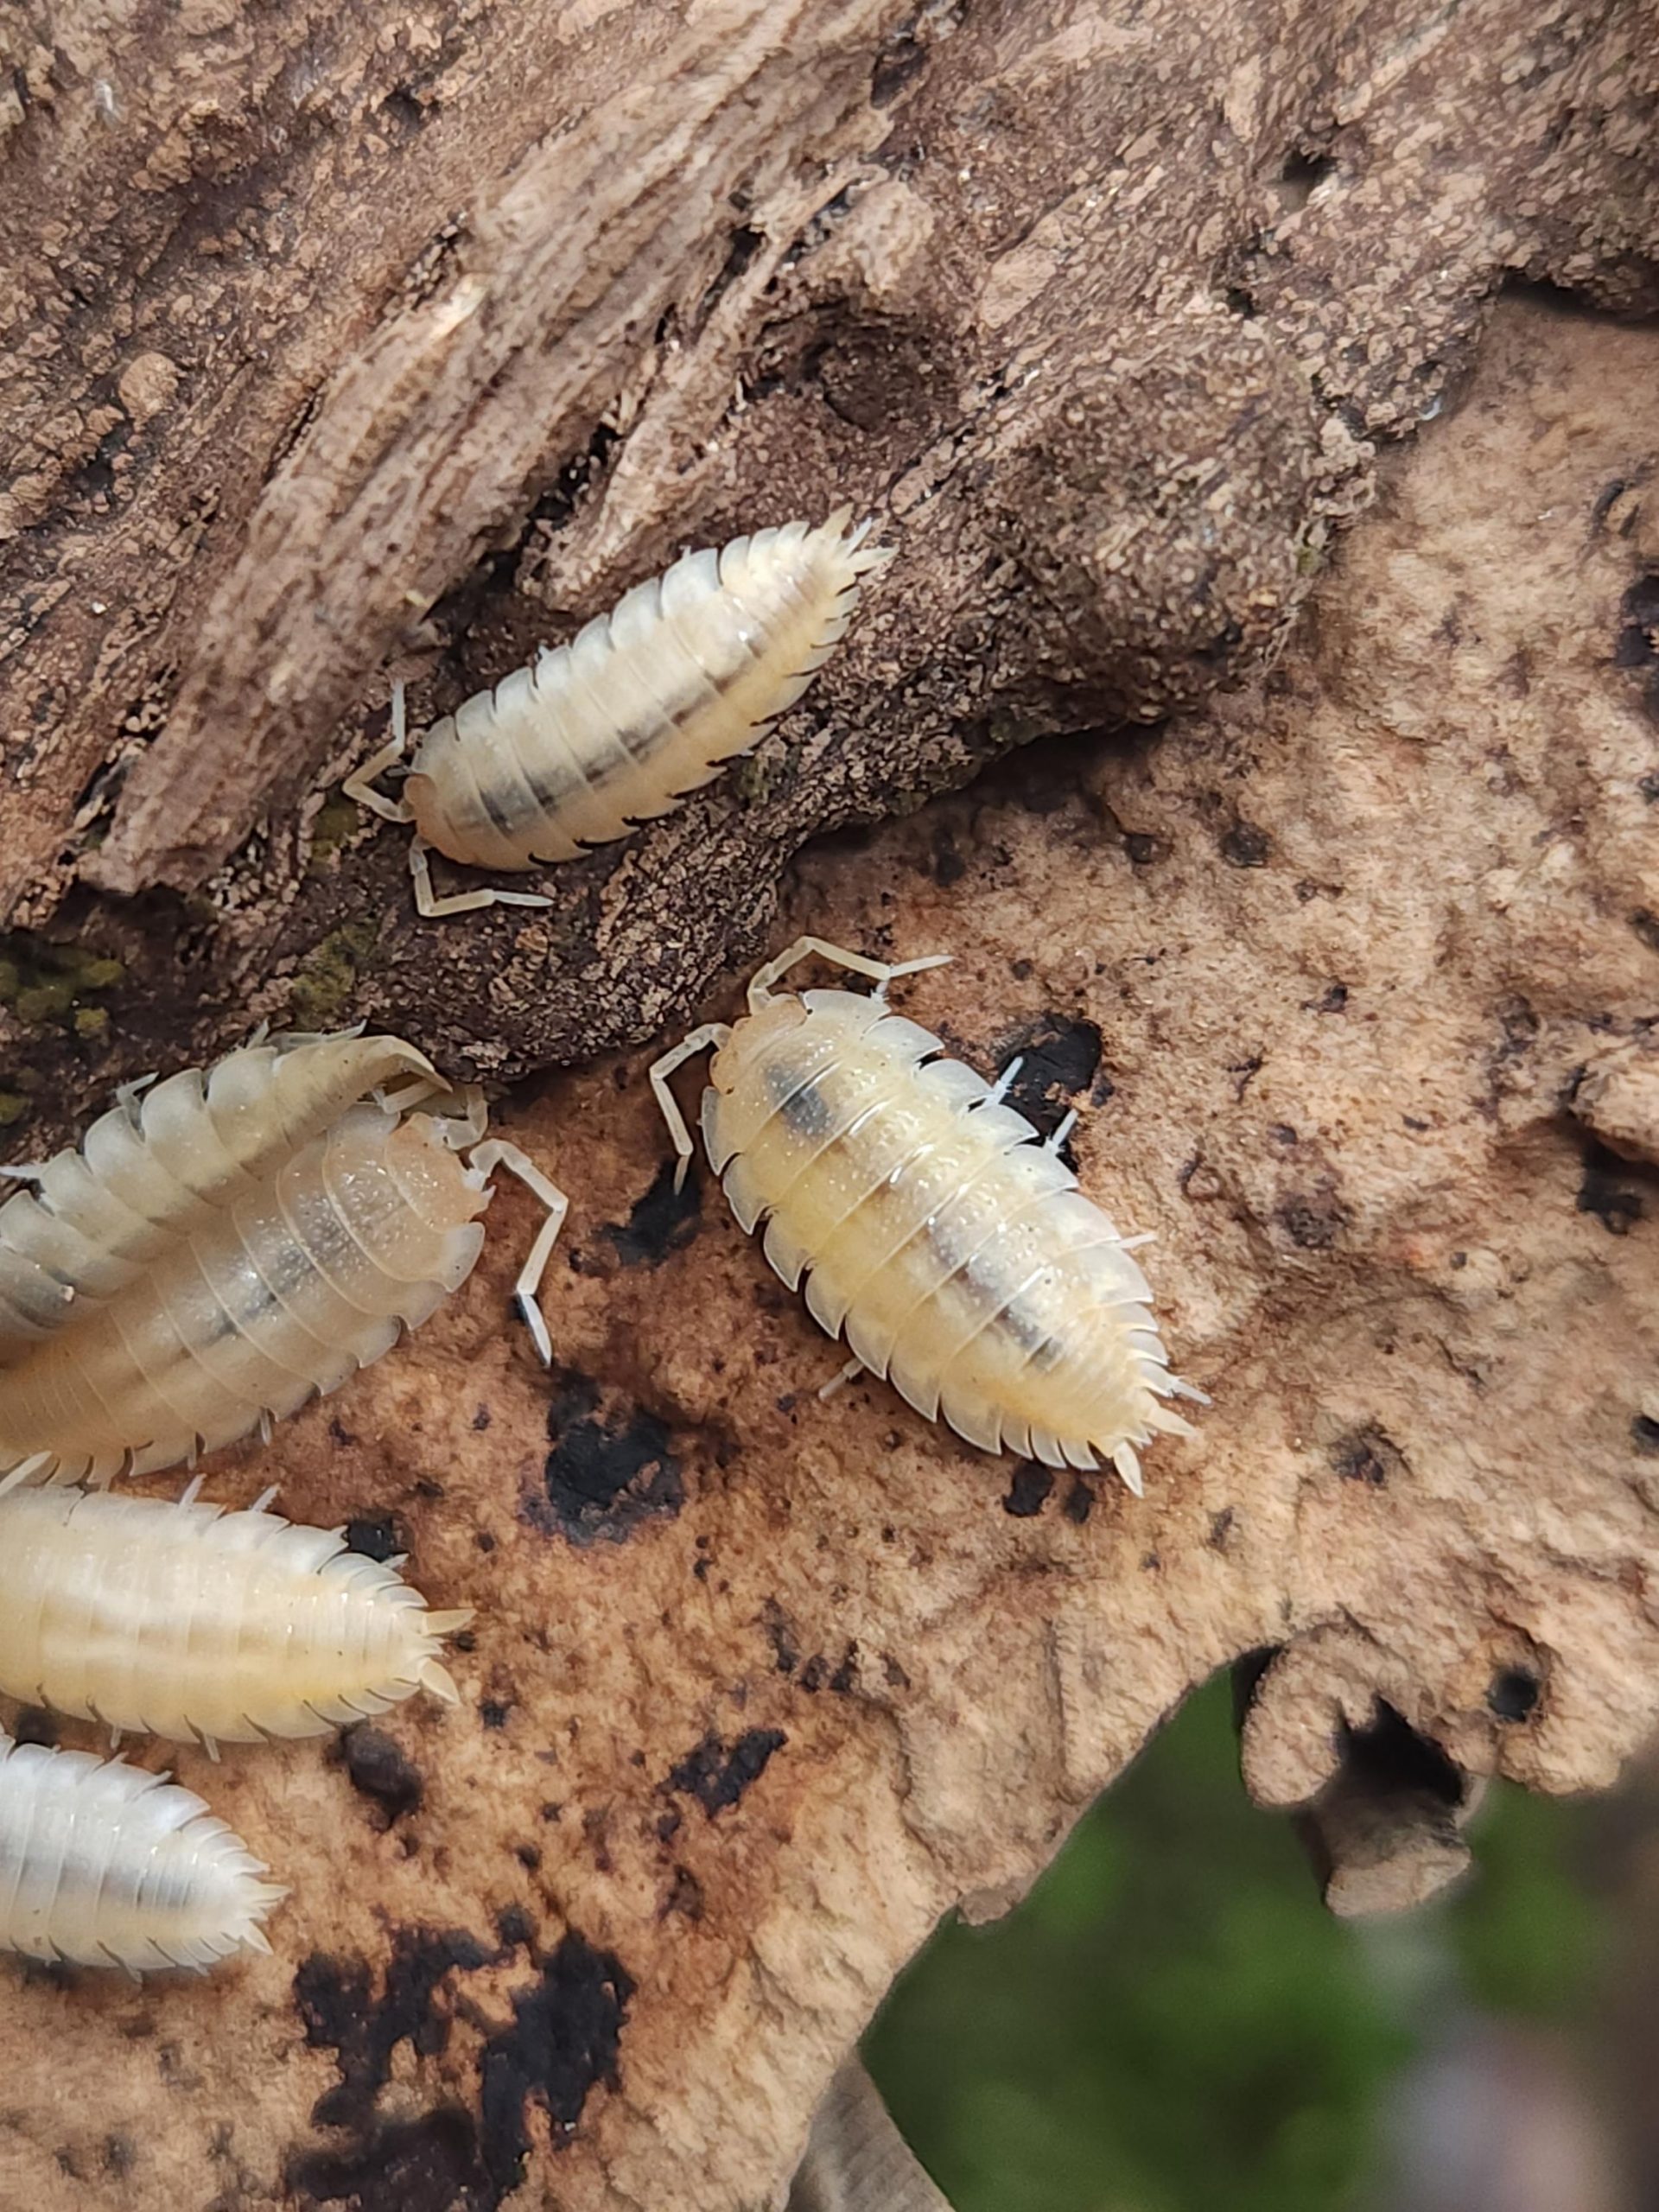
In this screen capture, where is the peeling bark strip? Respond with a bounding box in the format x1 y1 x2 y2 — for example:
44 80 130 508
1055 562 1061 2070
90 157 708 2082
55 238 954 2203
3 1 1657 1126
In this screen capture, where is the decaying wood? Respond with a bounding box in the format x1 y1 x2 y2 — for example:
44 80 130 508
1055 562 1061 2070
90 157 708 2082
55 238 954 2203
2 0 1656 1116
2 0 1658 2206
0 288 1652 2212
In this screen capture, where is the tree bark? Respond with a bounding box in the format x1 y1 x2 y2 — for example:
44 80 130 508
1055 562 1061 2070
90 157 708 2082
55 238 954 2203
1 5 1657 2210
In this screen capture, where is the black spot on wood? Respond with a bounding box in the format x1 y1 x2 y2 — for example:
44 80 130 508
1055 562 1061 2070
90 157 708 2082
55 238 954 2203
760 1596 801 1675
668 1727 786 1816
1331 1425 1408 1486
527 1375 684 1545
1207 1505 1236 1549
1003 1465 1053 1516
1613 573 1659 664
662 1866 705 1921
1488 1668 1541 1722
1632 907 1659 954
1634 1414 1659 1454
1063 1475 1095 1523
1640 771 1659 804
11 1705 57 1747
1339 1701 1465 1808
1123 830 1161 864
288 2108 490 2212
334 1726 424 1828
344 1512 405 1562
295 1928 491 2132
1578 1141 1646 1236
1221 819 1272 867
476 1934 633 2192
1307 980 1349 1014
871 28 925 105
598 1158 702 1268
1277 1186 1349 1249
995 1012 1103 1146
479 1698 512 1730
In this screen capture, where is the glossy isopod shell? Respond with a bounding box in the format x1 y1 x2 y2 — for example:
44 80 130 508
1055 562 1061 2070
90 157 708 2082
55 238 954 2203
0 1032 559 1487
0 1486 472 1749
0 1733 283 1972
657 943 1203 1491
402 509 888 869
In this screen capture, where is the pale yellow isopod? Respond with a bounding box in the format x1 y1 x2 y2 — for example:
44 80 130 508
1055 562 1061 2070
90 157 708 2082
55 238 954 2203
0 1733 284 1973
0 1030 567 1490
651 940 1206 1492
345 510 890 916
0 1484 472 1753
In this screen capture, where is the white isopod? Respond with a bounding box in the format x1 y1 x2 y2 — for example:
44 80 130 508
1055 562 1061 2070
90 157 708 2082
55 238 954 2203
0 1484 472 1751
345 510 890 917
0 1733 283 1972
651 938 1206 1491
0 1029 567 1490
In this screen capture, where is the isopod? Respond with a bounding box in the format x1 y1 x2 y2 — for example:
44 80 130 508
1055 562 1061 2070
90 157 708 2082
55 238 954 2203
650 938 1205 1491
0 1484 472 1751
345 510 890 917
0 1029 567 1490
0 1733 283 1971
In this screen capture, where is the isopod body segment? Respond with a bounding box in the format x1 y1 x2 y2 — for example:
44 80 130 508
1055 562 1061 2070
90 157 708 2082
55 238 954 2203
651 940 1205 1491
346 511 891 916
0 1486 472 1750
0 1733 283 1971
0 1031 568 1489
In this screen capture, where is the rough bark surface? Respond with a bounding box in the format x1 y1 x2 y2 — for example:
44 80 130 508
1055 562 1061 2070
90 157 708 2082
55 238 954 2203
2 0 1656 1117
0 289 1653 2212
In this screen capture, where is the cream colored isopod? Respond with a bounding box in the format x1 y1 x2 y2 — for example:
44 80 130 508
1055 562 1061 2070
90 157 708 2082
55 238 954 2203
0 1029 567 1490
651 939 1205 1491
0 1485 472 1751
345 510 890 917
0 1734 283 1971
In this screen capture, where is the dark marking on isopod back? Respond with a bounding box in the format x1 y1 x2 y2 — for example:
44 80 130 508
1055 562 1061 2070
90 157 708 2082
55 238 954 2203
598 1155 702 1268
334 1726 424 1828
667 1727 786 1815
523 1373 684 1546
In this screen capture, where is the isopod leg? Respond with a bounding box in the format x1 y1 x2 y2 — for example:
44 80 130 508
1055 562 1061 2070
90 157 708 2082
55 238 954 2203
410 837 556 920
818 1355 864 1402
747 935 952 1013
0 1451 55 1499
468 1141 569 1368
342 682 416 824
647 1024 731 1192
1045 1108 1078 1154
983 1057 1023 1108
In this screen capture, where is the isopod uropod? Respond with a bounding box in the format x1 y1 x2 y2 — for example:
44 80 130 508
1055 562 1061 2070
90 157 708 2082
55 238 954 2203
0 1484 472 1751
0 1030 567 1491
0 1733 284 1972
651 938 1205 1491
345 510 890 916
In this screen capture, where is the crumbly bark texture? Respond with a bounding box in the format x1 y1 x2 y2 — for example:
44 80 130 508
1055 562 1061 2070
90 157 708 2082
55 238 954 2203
2 0 1656 1109
0 291 1652 2212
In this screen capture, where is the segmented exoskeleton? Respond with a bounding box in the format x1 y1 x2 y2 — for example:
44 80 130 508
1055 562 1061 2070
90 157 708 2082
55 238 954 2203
0 1733 283 1971
0 1030 566 1489
0 1484 472 1751
651 939 1205 1491
346 511 890 916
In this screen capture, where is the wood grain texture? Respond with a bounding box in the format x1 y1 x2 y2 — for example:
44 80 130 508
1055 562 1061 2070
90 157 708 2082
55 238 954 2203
2 0 1655 1121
